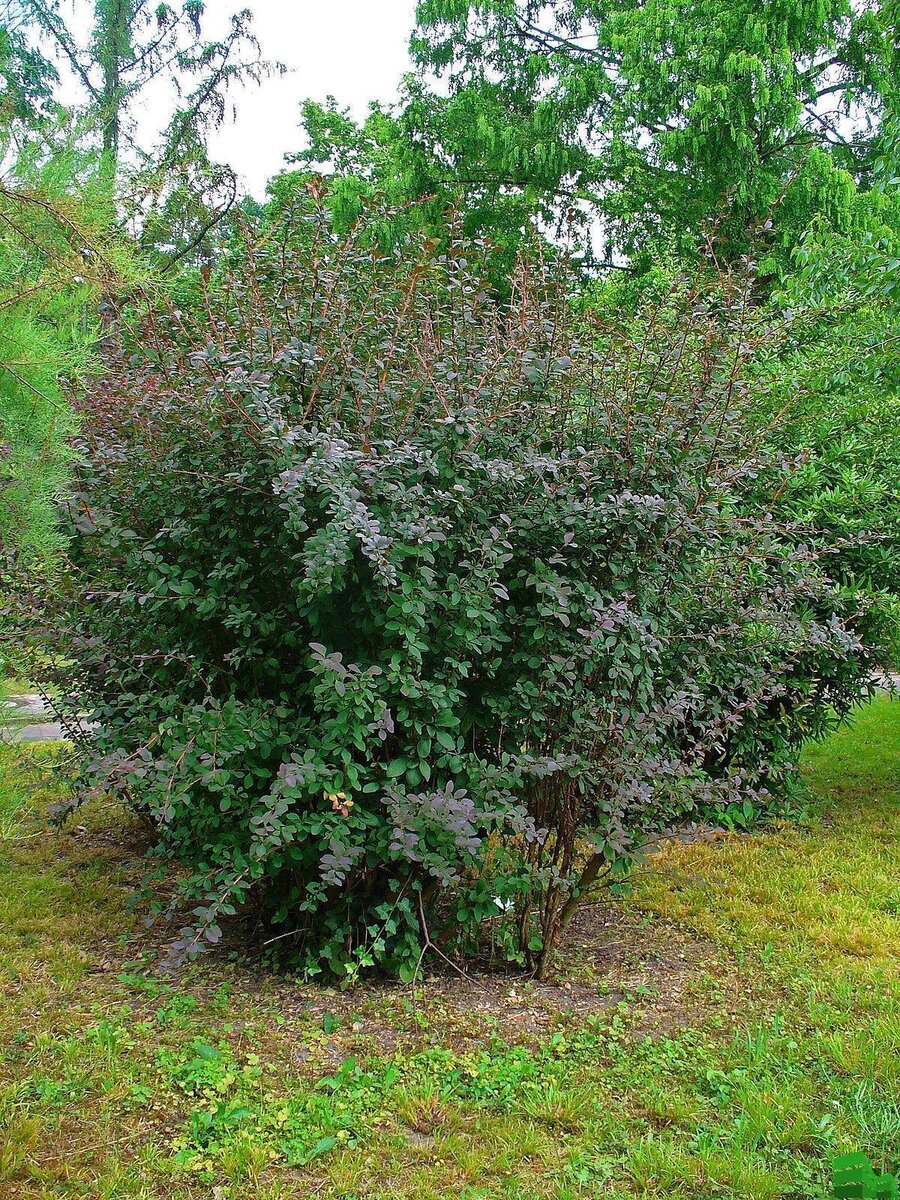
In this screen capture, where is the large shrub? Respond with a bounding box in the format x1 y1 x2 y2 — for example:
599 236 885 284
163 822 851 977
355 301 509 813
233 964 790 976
49 200 884 979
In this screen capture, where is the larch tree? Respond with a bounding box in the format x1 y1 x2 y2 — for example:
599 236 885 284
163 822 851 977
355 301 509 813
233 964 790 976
0 1 129 566
22 0 280 263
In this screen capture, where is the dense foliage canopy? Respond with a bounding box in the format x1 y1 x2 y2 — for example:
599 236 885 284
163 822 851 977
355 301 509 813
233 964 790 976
411 0 898 267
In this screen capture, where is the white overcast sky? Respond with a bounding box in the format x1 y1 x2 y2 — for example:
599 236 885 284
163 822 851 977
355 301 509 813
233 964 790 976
42 0 418 198
206 0 418 197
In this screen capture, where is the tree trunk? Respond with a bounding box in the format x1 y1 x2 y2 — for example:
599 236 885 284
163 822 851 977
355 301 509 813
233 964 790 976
96 0 131 184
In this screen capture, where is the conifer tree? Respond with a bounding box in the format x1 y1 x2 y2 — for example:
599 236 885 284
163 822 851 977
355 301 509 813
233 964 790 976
22 0 280 263
408 0 898 268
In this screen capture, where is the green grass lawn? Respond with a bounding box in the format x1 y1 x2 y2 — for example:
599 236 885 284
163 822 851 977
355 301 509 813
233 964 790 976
1 699 898 1199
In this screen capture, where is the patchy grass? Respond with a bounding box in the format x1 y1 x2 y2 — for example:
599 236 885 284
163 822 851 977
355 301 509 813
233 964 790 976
0 698 898 1198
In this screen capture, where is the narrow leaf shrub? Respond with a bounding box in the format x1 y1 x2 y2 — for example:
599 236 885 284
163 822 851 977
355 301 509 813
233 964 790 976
51 201 883 978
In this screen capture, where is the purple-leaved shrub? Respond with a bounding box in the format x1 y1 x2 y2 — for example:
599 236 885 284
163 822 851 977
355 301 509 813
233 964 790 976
45 199 884 979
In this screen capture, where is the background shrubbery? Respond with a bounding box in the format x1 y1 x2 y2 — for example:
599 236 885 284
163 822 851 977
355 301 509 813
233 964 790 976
45 199 889 979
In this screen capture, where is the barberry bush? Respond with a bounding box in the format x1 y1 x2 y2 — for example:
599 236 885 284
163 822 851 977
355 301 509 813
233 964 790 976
48 198 884 979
